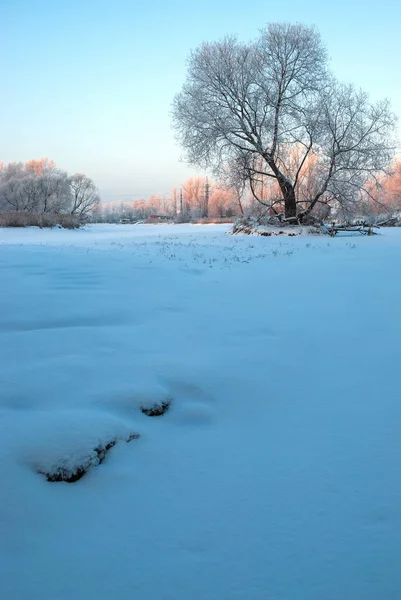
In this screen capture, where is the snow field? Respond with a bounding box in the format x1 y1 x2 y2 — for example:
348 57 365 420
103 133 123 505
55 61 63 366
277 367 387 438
1 224 401 599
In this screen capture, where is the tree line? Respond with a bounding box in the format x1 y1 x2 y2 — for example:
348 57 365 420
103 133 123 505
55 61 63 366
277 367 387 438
92 176 258 223
2 156 400 227
0 159 100 227
93 160 401 224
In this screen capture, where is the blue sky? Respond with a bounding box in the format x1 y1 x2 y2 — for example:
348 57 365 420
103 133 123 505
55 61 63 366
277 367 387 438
0 0 400 201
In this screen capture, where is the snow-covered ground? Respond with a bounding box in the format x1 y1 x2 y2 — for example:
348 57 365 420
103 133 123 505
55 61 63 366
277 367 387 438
1 223 400 600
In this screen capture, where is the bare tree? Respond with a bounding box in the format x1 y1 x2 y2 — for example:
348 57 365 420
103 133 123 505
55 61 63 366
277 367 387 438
307 83 397 219
219 160 247 215
23 159 70 213
208 186 238 217
181 177 207 218
172 22 397 221
377 159 401 211
38 172 71 213
68 174 100 221
0 163 31 211
0 160 101 225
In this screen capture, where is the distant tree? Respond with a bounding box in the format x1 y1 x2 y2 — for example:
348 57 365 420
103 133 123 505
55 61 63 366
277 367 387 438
377 159 401 212
0 161 69 213
90 200 103 223
220 161 246 215
209 187 237 218
181 176 207 217
172 23 397 221
69 174 100 221
0 162 30 211
24 159 70 213
0 159 101 224
38 171 70 213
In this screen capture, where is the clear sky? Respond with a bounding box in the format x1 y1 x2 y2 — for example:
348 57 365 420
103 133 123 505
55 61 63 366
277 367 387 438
1 0 400 202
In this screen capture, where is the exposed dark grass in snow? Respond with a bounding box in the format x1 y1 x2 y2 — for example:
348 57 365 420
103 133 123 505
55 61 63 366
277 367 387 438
140 398 171 416
40 433 140 483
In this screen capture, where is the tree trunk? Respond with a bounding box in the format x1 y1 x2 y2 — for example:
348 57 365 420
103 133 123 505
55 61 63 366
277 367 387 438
237 194 244 216
265 156 297 219
278 180 297 218
284 190 296 218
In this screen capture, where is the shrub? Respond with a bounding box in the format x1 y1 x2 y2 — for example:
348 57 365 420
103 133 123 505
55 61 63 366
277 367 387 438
194 217 236 224
0 211 80 229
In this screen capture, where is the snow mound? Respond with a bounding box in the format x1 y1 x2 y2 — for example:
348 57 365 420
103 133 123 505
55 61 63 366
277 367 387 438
39 434 140 482
230 217 326 237
140 398 172 416
13 411 140 483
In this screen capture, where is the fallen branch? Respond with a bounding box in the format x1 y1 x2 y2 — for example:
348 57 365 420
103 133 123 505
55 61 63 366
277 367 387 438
328 223 378 237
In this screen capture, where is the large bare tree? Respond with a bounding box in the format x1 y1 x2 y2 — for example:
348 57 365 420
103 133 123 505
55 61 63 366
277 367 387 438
172 23 397 221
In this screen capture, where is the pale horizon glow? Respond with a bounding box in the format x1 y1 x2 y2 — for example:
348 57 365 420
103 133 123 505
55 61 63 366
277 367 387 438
1 0 400 202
